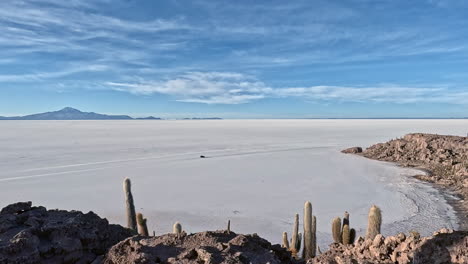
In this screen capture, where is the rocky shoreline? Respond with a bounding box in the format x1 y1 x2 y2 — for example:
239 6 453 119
342 133 468 230
0 202 466 263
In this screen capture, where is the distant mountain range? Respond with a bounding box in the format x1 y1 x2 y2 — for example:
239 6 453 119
0 107 159 120
0 107 223 120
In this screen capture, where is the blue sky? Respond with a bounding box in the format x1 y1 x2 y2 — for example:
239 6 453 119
0 0 467 118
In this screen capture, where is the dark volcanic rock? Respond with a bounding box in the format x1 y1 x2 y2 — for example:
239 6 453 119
104 231 296 264
341 147 362 154
0 202 134 264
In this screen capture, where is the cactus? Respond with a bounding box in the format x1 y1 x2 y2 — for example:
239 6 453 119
332 217 342 243
136 213 149 236
341 211 350 244
342 211 349 229
342 224 350 245
312 215 317 257
365 205 382 240
123 178 137 231
173 222 182 234
290 213 300 254
303 201 314 259
282 232 290 249
296 233 302 252
350 228 356 244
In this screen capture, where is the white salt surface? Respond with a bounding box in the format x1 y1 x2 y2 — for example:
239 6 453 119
0 119 466 247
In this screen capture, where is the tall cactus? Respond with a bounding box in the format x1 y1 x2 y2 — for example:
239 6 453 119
123 178 137 231
311 215 317 257
366 205 382 240
342 224 351 245
332 217 342 243
136 213 149 236
173 222 182 234
282 232 290 249
303 201 314 259
290 213 300 254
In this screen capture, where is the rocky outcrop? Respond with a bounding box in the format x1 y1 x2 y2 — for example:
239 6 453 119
0 202 134 264
103 230 294 264
343 133 468 229
360 134 467 187
341 147 362 154
310 229 467 264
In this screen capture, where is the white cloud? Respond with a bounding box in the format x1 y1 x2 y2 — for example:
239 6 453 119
105 72 468 105
106 72 271 104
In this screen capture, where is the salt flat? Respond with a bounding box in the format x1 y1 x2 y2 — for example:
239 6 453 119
0 119 466 246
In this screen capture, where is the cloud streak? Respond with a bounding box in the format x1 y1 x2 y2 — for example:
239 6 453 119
106 72 468 105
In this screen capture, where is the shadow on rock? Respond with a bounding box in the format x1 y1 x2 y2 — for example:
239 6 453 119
413 230 467 264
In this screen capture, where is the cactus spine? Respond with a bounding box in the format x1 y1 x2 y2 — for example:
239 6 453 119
173 222 182 234
123 178 137 231
282 232 290 249
303 201 314 259
332 217 342 243
136 213 149 236
290 213 300 254
366 205 382 240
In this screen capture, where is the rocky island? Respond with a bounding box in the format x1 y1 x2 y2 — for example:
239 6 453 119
342 133 468 229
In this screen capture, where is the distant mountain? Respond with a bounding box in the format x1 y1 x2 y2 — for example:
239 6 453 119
135 116 162 120
0 107 158 120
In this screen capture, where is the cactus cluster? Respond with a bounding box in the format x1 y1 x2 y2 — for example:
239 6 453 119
331 211 356 245
284 202 317 260
123 178 154 236
123 178 385 261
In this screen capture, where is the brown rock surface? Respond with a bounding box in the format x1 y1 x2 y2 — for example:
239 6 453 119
310 229 467 264
103 230 296 264
0 202 134 264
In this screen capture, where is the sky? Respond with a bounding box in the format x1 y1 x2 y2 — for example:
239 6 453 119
0 0 467 118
